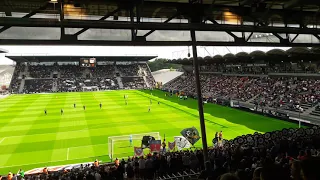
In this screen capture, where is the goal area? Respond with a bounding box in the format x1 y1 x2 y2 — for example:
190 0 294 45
108 132 161 160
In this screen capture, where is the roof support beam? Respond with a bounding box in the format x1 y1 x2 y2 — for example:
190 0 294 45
239 0 254 6
143 12 179 38
2 18 319 34
0 2 49 34
0 39 319 47
73 8 121 36
130 8 137 41
284 0 302 9
206 18 239 40
59 0 65 39
291 34 300 42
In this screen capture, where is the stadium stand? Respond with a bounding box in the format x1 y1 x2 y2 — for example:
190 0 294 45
7 56 156 94
163 48 320 125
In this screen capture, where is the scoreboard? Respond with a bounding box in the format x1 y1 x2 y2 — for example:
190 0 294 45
80 58 96 67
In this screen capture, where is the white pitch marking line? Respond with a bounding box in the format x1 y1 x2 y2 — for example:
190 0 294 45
0 137 6 144
67 148 70 160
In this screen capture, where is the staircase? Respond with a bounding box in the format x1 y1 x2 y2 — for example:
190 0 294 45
247 94 260 103
19 79 25 93
303 103 319 116
116 77 124 89
84 68 90 78
24 64 29 77
52 79 58 92
143 76 150 88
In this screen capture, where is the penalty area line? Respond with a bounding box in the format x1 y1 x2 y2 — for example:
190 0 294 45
0 137 6 144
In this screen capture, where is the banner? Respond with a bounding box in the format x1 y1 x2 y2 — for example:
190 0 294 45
150 140 161 152
141 136 155 148
180 127 201 145
168 141 176 151
174 136 191 150
134 147 144 157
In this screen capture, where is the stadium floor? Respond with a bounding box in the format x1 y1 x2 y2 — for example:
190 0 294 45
0 90 298 174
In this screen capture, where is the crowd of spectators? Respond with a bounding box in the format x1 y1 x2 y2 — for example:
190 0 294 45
9 63 155 93
9 63 25 93
122 77 147 89
23 79 53 93
164 74 320 112
199 62 318 74
60 65 84 78
117 65 139 76
58 78 119 92
90 66 115 78
29 65 52 78
5 126 320 180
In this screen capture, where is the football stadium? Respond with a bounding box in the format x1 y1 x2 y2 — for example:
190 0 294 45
1 0 320 179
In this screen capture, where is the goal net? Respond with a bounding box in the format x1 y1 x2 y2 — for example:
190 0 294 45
108 132 161 160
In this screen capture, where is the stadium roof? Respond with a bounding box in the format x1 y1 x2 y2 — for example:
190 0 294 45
170 47 320 64
5 55 157 62
0 0 319 46
0 48 8 53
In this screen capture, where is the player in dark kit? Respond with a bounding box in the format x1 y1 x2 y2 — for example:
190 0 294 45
158 101 160 105
61 109 64 115
44 109 47 115
99 102 102 109
74 103 76 108
83 105 86 110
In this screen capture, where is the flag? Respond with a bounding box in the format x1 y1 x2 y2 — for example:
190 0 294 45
180 127 201 145
150 140 161 152
174 136 191 150
141 136 155 148
134 147 144 157
168 141 176 151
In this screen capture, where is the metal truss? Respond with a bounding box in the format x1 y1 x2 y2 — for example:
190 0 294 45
0 17 319 46
1 39 319 47
0 0 319 46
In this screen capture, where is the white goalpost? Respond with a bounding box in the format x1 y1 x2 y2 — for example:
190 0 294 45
108 132 161 160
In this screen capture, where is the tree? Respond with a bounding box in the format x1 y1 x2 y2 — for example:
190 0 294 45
147 58 181 72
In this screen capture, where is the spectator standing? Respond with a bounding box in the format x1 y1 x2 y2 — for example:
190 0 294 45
7 172 12 180
145 156 153 179
138 157 146 179
17 169 24 180
94 171 101 180
126 163 135 180
182 153 191 170
94 159 99 167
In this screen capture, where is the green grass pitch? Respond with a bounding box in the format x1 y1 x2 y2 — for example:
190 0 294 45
0 89 299 174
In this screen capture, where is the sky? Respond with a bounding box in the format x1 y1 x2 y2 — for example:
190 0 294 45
0 46 289 65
